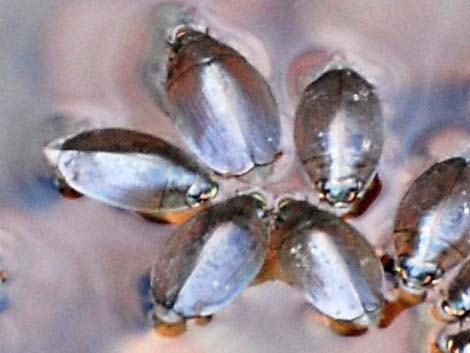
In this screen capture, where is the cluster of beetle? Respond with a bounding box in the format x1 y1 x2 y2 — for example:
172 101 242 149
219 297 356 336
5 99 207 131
41 9 469 353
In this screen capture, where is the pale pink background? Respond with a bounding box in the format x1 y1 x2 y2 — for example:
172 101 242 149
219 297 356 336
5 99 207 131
0 1 469 353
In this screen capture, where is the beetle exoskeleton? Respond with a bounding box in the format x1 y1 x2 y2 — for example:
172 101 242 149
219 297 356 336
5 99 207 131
163 27 281 176
150 195 269 329
274 200 384 333
294 69 383 213
43 128 218 223
393 157 470 295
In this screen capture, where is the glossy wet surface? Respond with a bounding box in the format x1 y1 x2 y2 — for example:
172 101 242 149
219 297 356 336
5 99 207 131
0 1 470 353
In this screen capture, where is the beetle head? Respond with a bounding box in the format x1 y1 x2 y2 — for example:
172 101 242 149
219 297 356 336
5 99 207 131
395 255 443 294
317 178 363 208
186 177 218 207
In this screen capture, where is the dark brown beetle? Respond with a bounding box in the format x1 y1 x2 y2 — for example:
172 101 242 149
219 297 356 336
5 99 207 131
146 25 282 176
377 158 470 340
274 199 384 334
294 69 383 214
150 195 269 334
43 128 218 223
394 157 470 296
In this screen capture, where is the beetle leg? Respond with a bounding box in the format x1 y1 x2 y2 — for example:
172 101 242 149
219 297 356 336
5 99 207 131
56 178 83 199
154 320 187 337
193 315 213 326
319 315 369 336
344 174 382 218
378 299 415 329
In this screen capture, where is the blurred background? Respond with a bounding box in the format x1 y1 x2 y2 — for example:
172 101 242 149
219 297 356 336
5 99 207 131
0 1 469 352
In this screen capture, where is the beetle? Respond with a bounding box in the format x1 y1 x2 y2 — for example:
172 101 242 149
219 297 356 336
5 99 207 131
145 24 282 177
376 157 470 352
43 128 218 223
274 199 384 335
150 194 269 334
294 69 383 215
393 157 470 297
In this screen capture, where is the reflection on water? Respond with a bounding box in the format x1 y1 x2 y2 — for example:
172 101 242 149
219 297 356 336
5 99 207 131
0 1 469 353
392 80 470 159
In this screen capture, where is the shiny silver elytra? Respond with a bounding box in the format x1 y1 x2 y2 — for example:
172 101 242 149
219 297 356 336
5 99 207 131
394 157 470 294
150 195 269 325
294 69 383 212
155 27 281 176
275 200 384 326
43 128 218 222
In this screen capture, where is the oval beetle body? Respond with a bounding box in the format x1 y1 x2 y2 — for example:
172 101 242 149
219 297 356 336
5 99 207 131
294 69 383 213
394 157 470 294
275 200 384 331
43 128 218 223
150 195 269 327
165 27 281 176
